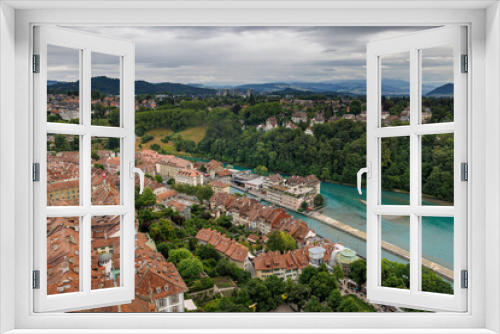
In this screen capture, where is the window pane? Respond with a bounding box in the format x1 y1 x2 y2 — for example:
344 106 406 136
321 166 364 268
91 137 121 205
421 216 454 295
380 52 410 127
381 137 410 205
421 45 454 124
47 45 80 124
421 134 454 206
381 215 410 290
47 133 80 206
91 215 121 290
91 52 121 127
47 216 80 295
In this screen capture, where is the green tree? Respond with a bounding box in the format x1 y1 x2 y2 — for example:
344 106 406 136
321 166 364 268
299 266 319 285
195 244 221 261
303 296 324 312
381 259 409 289
266 230 297 253
308 271 338 301
253 165 268 176
195 186 214 202
314 194 325 207
349 259 367 285
326 289 342 311
141 134 154 144
155 174 163 183
54 134 71 151
421 267 453 295
91 151 100 161
135 187 156 207
249 94 256 106
301 201 309 211
246 279 275 312
109 109 120 127
264 275 286 306
205 297 250 312
332 265 345 282
214 258 250 283
216 215 233 229
286 282 311 311
105 137 120 151
349 100 362 115
149 223 161 241
168 248 193 264
177 257 203 279
158 218 175 241
157 242 175 260
337 298 358 312
91 90 99 100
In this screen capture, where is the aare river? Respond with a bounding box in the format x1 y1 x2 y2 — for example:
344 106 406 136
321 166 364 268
187 156 454 270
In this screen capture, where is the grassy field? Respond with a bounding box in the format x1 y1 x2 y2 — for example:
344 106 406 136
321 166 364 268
135 125 209 153
180 125 209 143
342 294 377 312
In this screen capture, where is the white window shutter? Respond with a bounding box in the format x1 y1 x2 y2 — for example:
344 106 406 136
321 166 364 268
33 26 135 313
365 26 467 312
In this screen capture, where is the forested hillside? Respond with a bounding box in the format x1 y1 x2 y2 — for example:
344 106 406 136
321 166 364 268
197 118 454 202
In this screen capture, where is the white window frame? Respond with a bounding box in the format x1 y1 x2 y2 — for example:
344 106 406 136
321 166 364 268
365 26 467 312
32 25 136 312
1 2 498 333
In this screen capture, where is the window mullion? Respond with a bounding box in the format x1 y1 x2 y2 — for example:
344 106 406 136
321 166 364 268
82 213 91 293
81 48 92 294
409 46 420 295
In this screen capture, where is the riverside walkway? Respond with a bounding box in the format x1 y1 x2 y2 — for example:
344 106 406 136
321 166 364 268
231 183 454 282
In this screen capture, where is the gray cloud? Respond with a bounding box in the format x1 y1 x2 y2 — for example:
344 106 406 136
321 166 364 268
46 26 451 86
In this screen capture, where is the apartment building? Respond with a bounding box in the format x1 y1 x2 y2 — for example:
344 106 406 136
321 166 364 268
174 168 204 186
263 174 320 210
208 180 230 194
156 156 194 178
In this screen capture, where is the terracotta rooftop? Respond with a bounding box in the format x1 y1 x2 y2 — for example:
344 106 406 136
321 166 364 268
195 228 248 264
166 199 186 213
156 189 178 202
175 168 203 177
208 181 230 188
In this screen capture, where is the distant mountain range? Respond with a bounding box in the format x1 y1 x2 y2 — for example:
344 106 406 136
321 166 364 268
47 76 452 97
230 80 450 96
426 83 453 96
47 76 216 95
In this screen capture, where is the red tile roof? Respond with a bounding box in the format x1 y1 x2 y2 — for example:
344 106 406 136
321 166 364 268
208 181 230 188
166 199 186 212
175 169 203 177
156 189 178 202
195 228 248 264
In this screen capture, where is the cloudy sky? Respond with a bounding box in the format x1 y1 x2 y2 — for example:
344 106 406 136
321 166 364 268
47 26 453 86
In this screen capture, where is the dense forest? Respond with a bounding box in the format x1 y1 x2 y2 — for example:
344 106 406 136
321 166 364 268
134 97 454 202
197 117 454 202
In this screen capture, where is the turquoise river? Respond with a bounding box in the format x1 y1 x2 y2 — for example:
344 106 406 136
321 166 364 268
186 157 454 271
